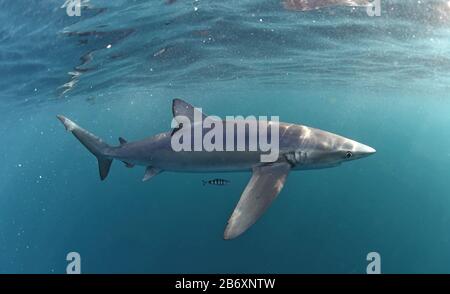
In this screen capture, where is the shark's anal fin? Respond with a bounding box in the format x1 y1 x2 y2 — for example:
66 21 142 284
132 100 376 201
119 137 127 145
143 166 162 182
224 163 291 240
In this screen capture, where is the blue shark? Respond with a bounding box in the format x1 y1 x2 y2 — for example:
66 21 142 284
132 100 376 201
57 99 375 239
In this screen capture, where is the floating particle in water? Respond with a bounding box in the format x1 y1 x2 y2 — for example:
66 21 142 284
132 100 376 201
282 0 370 11
86 96 96 105
106 44 111 49
153 47 166 57
193 30 210 38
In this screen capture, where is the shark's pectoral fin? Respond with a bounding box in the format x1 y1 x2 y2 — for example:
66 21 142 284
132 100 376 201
224 163 291 240
142 166 162 182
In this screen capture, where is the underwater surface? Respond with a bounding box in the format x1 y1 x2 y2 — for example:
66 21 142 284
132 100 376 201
1 0 450 273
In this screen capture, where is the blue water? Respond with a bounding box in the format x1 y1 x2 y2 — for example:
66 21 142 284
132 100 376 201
1 0 450 273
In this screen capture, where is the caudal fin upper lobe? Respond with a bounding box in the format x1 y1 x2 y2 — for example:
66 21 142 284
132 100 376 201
57 115 113 180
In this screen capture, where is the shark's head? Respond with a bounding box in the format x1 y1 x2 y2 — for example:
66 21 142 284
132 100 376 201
288 126 376 169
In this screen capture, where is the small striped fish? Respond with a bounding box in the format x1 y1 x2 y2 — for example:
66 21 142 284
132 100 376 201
202 178 230 186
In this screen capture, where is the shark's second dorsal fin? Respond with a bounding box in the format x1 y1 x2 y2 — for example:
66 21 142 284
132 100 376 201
122 161 135 168
172 98 207 123
119 137 127 146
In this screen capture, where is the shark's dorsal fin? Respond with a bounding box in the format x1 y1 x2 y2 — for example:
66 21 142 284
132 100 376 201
143 166 162 182
172 98 207 123
118 137 127 145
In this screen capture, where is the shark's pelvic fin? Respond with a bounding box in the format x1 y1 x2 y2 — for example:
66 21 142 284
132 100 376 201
57 115 113 181
172 98 207 123
224 163 291 240
143 166 162 182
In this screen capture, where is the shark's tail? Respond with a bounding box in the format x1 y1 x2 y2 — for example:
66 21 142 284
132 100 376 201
57 115 113 180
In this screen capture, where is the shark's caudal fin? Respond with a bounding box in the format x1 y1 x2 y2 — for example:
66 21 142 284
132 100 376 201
57 115 113 181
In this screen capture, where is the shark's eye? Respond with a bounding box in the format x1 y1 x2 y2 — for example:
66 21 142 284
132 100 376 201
345 151 353 159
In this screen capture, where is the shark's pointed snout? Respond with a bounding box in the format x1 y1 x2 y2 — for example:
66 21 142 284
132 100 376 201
354 143 376 158
366 146 376 155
